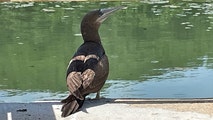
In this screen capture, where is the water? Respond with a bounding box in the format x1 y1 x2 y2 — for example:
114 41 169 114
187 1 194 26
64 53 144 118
0 1 213 102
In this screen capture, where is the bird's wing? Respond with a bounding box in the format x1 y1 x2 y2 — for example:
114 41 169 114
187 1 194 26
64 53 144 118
81 54 99 89
66 55 85 100
67 71 84 100
66 54 99 99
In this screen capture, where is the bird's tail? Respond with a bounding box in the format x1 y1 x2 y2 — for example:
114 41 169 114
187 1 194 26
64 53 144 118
61 95 85 117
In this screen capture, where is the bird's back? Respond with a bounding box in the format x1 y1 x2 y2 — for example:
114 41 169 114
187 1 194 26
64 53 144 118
70 42 108 91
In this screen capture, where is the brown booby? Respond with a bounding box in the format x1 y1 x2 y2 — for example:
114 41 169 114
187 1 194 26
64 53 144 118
61 6 124 117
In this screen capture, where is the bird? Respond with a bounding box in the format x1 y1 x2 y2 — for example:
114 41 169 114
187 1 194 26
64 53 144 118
61 6 124 117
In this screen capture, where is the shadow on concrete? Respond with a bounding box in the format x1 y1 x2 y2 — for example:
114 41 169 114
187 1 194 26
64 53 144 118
78 98 112 113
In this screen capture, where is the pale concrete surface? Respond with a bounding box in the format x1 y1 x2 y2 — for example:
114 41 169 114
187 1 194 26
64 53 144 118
0 99 213 120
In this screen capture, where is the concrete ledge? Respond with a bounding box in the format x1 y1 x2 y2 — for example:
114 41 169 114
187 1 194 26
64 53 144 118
0 98 213 120
114 98 213 103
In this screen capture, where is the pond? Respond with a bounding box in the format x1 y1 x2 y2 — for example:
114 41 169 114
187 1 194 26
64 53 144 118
0 1 213 102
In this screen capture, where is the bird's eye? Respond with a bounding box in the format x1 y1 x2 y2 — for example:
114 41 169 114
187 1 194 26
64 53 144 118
98 9 104 16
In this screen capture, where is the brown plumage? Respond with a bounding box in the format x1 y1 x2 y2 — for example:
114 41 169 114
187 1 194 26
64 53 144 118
61 6 124 117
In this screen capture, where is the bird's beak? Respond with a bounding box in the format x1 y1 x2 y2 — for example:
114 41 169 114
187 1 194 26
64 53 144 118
96 6 125 23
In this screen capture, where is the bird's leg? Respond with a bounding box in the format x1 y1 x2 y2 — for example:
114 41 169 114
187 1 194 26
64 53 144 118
95 91 100 99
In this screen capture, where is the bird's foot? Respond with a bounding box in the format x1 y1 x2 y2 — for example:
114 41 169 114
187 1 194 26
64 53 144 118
94 91 105 100
95 91 100 99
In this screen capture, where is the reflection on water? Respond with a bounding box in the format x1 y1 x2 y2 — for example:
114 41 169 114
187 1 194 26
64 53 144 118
97 55 213 98
0 1 213 102
105 57 213 98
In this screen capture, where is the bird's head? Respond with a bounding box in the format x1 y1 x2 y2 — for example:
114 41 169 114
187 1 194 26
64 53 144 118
81 6 124 30
80 6 124 42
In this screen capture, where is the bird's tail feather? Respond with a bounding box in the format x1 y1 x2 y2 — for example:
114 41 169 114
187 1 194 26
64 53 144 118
61 95 85 117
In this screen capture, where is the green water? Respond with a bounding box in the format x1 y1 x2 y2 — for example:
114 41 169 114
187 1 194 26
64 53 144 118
0 1 213 102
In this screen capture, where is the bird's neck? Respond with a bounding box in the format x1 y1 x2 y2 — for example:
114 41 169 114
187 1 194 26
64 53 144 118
82 31 101 44
81 24 101 44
